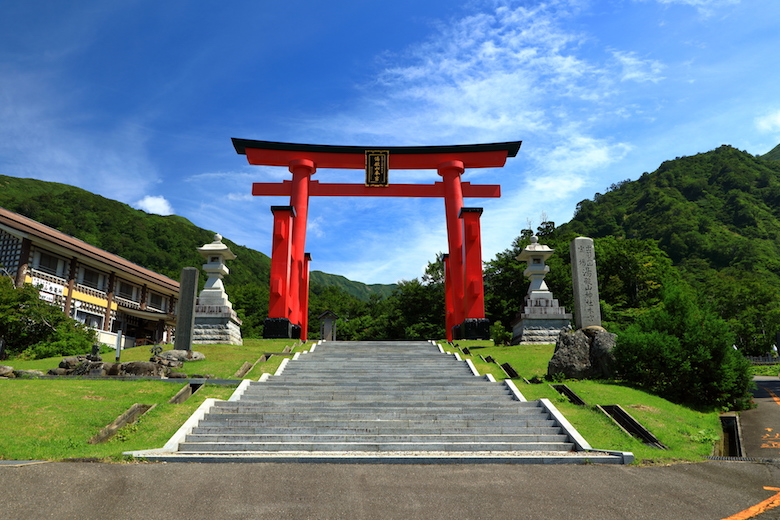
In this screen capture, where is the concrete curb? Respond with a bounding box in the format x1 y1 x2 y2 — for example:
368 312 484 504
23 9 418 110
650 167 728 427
129 451 630 465
124 397 221 458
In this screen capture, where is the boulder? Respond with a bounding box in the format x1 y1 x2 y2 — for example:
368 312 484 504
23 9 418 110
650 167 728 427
0 365 14 377
150 355 183 368
120 361 170 377
548 327 617 380
60 356 83 369
103 363 121 376
548 329 592 379
158 350 205 362
70 362 105 376
47 368 71 376
590 330 617 378
13 369 44 378
581 325 608 338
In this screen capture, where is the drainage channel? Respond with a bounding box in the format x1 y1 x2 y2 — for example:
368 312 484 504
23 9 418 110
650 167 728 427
551 384 588 406
717 413 744 458
598 404 668 449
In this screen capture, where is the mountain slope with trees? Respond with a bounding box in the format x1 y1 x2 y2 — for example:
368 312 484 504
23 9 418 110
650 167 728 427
0 174 394 337
552 144 780 354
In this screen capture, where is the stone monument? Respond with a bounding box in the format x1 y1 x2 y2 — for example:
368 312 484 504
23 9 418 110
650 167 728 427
192 234 243 345
510 236 572 344
547 236 614 379
174 267 198 351
570 236 602 329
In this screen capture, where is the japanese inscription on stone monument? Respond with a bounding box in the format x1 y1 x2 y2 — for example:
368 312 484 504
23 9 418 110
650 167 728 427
570 236 602 329
365 150 389 187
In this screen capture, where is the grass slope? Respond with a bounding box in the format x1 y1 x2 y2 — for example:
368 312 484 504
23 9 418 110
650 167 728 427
1 339 723 463
451 341 723 463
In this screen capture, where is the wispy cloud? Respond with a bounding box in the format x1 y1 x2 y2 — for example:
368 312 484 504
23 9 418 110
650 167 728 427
637 0 740 16
612 51 665 83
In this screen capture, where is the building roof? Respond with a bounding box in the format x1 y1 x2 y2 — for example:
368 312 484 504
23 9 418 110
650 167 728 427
0 206 180 293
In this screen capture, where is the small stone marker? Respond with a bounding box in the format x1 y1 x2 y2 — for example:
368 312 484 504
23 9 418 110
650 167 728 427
175 267 199 351
570 237 602 329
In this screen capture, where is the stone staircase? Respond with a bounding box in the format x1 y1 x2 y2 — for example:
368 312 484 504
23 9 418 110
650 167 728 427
127 341 632 464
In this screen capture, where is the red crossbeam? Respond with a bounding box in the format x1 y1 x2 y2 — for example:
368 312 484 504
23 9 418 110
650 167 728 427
244 149 512 170
252 181 500 198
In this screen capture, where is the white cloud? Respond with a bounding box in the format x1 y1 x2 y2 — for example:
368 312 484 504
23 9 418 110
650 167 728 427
612 51 665 83
756 110 780 134
135 195 174 215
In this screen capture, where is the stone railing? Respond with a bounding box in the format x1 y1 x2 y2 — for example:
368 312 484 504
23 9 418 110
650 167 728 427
29 268 67 286
75 283 107 299
114 295 141 310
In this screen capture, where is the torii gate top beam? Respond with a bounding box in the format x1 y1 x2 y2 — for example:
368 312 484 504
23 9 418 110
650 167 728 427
232 139 522 170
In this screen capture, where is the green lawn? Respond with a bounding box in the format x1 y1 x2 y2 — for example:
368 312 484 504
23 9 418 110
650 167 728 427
749 363 780 377
1 338 725 464
0 338 302 461
441 340 724 463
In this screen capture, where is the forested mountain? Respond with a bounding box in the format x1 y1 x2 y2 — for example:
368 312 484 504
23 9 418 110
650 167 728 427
549 144 780 353
0 174 395 336
4 142 780 350
762 143 780 162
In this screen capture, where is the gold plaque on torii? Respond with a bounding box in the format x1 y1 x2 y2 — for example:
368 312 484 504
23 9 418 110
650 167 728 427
365 150 389 187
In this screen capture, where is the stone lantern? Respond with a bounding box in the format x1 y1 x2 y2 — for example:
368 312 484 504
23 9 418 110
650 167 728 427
510 236 571 344
192 234 243 345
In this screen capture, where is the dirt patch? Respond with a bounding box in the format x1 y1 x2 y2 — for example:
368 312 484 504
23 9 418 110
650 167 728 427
626 404 659 413
82 395 106 400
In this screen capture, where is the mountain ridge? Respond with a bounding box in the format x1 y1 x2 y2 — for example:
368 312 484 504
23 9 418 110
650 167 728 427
0 174 395 301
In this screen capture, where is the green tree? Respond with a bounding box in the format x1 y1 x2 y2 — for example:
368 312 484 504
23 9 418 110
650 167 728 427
0 277 95 359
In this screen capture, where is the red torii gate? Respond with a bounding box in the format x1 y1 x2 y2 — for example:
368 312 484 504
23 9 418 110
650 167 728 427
232 138 522 341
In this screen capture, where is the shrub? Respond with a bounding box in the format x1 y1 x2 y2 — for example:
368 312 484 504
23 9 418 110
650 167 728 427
613 282 753 410
490 321 511 346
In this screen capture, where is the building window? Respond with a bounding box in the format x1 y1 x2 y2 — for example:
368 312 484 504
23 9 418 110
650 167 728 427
117 281 136 300
81 268 103 290
76 310 103 329
148 292 165 311
37 252 61 275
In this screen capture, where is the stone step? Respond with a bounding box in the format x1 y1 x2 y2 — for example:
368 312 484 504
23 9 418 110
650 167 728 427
123 340 627 464
214 401 522 410
178 441 576 452
184 433 570 444
238 389 507 397
190 423 560 435
195 417 554 429
200 411 545 422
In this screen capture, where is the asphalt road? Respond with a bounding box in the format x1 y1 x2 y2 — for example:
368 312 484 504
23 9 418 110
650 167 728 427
0 459 778 519
3 376 780 519
742 376 780 460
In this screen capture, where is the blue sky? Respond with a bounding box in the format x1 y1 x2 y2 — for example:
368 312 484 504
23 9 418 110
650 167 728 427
2 0 780 285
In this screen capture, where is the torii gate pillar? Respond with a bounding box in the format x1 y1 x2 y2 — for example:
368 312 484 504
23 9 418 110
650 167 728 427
459 207 489 339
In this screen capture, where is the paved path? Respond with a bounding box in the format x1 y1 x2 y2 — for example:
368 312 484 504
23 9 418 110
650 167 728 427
741 376 780 460
1 459 778 519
